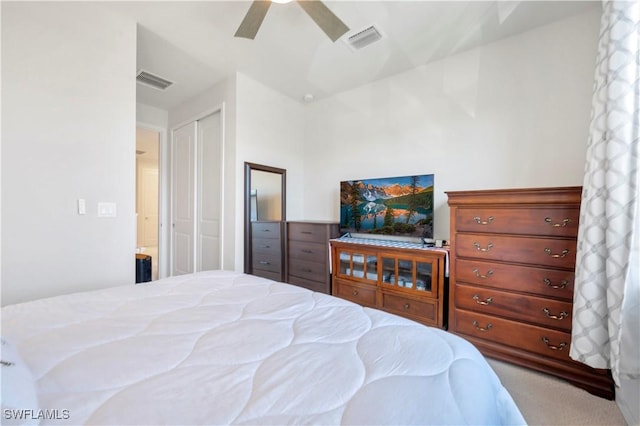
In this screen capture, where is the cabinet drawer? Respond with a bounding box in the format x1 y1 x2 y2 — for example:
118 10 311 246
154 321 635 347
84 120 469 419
455 207 579 237
289 240 327 262
335 279 376 307
252 253 282 274
454 309 573 362
252 222 282 239
382 292 437 324
288 222 329 243
456 233 577 268
455 284 573 331
252 237 281 256
254 269 283 282
288 275 329 294
455 258 574 301
288 258 327 282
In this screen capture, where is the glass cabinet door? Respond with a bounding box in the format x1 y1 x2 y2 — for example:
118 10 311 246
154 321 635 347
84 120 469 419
397 259 413 289
352 253 365 278
415 260 433 294
365 255 378 281
381 257 395 285
380 255 437 295
336 249 377 283
338 250 351 276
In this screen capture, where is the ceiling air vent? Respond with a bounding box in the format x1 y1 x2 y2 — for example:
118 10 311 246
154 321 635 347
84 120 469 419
346 25 383 50
136 70 173 91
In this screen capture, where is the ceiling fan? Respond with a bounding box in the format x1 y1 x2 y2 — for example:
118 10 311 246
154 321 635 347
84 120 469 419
235 0 349 42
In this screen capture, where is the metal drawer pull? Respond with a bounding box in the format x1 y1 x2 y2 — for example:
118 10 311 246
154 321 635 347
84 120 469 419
545 217 570 227
352 290 359 296
472 321 493 332
301 249 313 254
473 268 494 279
543 278 569 289
261 229 271 232
403 303 411 310
260 245 271 249
473 242 494 252
473 295 493 305
473 216 494 225
259 261 270 265
542 337 567 351
301 231 313 234
302 268 313 273
542 308 569 320
544 248 570 258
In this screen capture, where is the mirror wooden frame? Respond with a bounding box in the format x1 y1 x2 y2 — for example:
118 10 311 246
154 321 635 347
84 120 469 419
244 162 286 274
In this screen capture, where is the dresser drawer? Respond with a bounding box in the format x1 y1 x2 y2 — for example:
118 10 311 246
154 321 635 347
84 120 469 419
252 222 282 239
335 279 376 307
381 292 437 324
288 275 329 294
456 233 577 268
454 284 573 331
288 222 330 243
455 258 574 300
454 309 573 362
289 240 327 262
253 269 283 282
252 253 282 274
455 207 579 237
288 258 327 282
252 237 282 256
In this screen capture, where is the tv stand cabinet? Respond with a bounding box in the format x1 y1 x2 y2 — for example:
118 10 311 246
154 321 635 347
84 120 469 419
330 237 448 329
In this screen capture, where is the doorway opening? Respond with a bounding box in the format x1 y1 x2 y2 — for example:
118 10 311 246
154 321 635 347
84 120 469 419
136 126 160 281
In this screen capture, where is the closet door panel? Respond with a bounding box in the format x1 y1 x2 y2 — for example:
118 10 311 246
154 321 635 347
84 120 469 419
197 112 222 271
172 122 196 275
171 111 222 275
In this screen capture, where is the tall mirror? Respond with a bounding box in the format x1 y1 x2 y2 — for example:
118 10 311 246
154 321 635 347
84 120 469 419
244 162 286 275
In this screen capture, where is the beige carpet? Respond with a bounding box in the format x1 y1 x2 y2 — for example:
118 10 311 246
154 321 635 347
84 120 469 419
488 359 627 425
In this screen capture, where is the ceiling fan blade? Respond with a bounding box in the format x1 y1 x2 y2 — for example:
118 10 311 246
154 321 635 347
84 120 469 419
296 1 349 42
235 1 272 40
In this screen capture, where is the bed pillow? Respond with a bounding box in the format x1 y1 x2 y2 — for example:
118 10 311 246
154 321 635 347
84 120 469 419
1 337 39 425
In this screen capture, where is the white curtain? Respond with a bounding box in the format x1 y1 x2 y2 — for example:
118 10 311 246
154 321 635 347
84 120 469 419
571 0 639 386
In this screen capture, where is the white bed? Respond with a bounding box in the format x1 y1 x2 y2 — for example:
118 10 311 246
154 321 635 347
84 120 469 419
1 271 525 425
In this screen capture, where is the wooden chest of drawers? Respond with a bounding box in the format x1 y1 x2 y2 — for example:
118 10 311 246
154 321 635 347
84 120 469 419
447 187 614 399
286 221 340 294
251 221 284 282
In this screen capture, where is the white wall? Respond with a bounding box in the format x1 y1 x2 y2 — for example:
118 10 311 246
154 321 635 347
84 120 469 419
165 73 305 274
137 103 169 129
168 77 238 271
234 73 306 267
1 3 137 305
302 8 600 241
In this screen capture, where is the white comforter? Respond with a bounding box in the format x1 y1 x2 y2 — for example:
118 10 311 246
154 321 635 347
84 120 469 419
2 271 525 425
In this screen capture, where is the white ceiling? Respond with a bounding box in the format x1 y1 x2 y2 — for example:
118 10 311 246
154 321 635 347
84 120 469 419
106 1 599 110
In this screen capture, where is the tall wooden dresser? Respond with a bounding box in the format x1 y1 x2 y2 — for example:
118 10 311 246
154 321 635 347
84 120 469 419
447 187 614 399
286 221 340 294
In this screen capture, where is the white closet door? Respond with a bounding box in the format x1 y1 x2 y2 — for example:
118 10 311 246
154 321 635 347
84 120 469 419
196 112 222 271
172 122 196 275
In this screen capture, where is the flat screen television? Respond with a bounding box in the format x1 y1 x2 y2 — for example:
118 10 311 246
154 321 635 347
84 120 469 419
340 174 434 240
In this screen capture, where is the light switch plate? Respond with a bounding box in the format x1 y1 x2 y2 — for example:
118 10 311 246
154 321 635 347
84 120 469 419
97 202 117 218
77 199 86 215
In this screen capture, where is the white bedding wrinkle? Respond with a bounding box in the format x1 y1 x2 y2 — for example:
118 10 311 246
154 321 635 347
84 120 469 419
1 270 526 425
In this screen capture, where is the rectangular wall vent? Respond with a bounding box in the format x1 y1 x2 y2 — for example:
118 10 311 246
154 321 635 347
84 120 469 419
136 70 173 90
346 25 383 50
